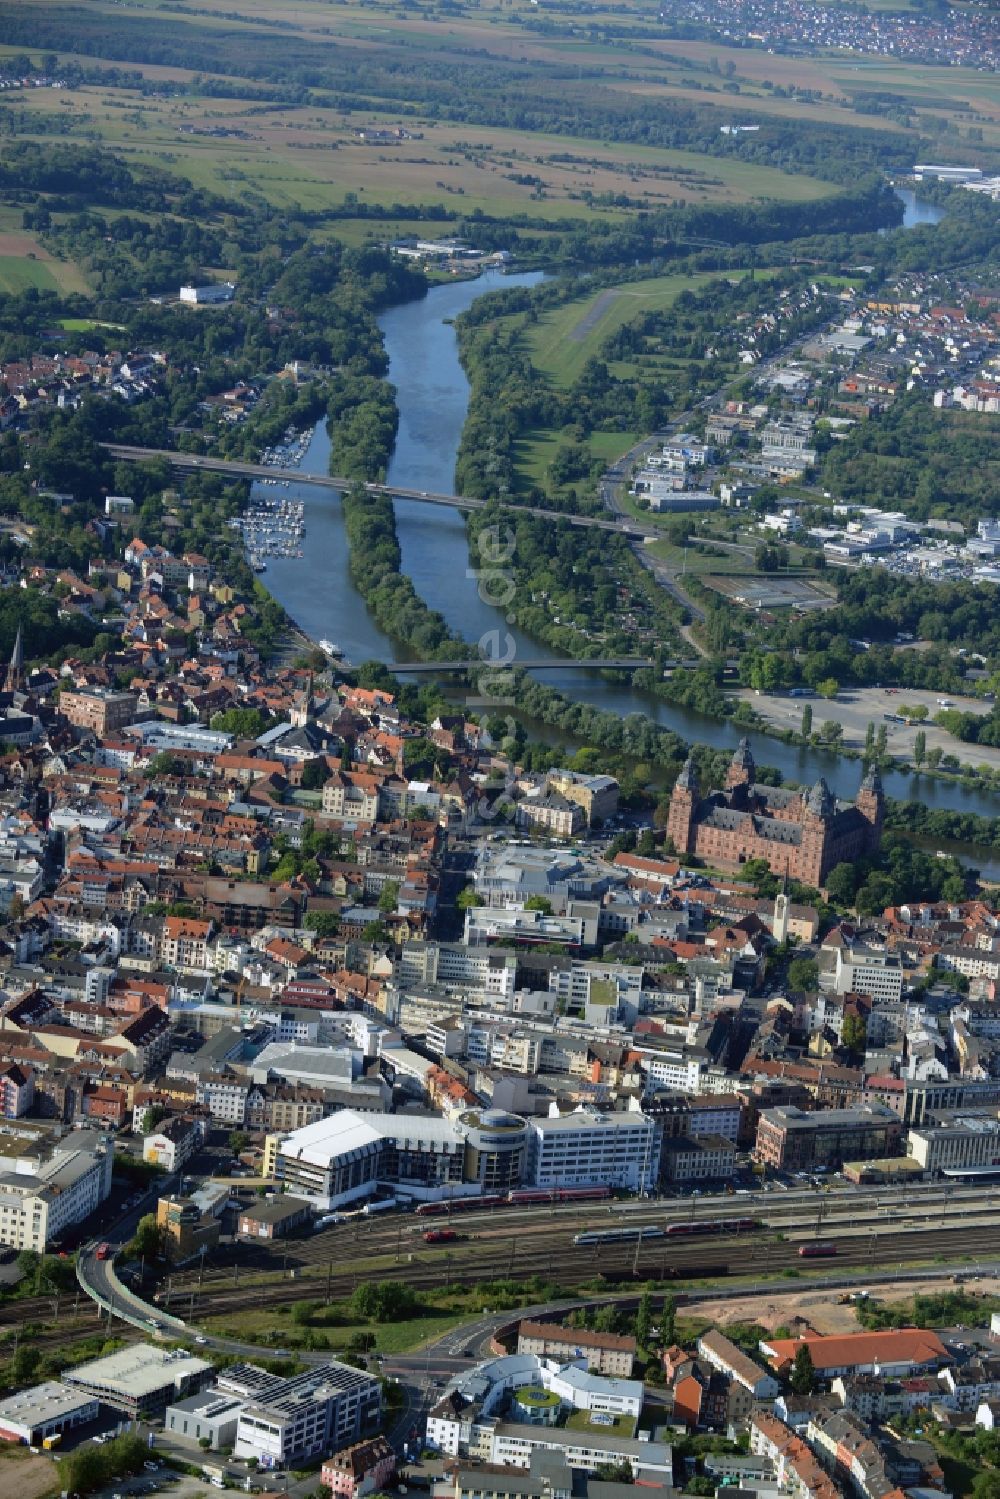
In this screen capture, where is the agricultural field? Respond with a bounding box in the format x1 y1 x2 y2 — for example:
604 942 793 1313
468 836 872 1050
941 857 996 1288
7 77 835 221
0 0 991 306
0 217 89 296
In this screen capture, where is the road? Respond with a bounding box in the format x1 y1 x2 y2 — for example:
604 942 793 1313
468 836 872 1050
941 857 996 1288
600 432 709 630
102 444 663 541
66 1177 1000 1469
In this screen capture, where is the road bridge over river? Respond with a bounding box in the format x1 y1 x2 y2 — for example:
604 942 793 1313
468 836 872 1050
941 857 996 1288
393 656 655 674
102 444 663 539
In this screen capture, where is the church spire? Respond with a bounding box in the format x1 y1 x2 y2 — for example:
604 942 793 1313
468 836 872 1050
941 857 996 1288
4 626 23 694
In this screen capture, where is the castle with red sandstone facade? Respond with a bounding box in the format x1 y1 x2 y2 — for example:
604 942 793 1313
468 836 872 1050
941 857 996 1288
666 739 884 888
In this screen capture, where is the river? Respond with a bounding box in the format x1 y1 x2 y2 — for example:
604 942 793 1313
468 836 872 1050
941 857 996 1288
260 250 1000 821
894 189 946 228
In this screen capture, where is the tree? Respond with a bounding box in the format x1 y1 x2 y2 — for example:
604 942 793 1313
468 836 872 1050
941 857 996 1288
210 707 271 738
635 1287 653 1351
128 1213 164 1261
595 1461 634 1484
971 1473 1000 1499
11 1345 40 1384
304 910 340 937
661 1293 677 1346
800 704 813 738
816 678 840 700
790 1342 815 1395
351 1280 419 1321
841 1012 867 1054
524 895 553 914
300 757 330 790
228 1131 249 1158
825 863 858 907
456 884 479 910
637 829 657 857
377 880 400 915
146 751 183 778
913 729 927 767
787 957 819 992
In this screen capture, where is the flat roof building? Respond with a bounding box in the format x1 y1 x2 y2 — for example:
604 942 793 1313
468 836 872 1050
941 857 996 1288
219 1361 381 1469
753 1103 902 1172
526 1107 660 1193
274 1110 466 1209
165 1390 243 1450
0 1381 99 1445
64 1344 213 1417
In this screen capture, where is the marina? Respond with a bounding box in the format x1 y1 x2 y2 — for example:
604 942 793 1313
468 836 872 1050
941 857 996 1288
229 425 311 570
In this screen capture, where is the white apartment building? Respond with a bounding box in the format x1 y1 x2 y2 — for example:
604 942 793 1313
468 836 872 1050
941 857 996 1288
526 1107 660 1193
220 1362 380 1468
0 1134 113 1252
196 1077 249 1125
434 945 517 1001
640 1048 706 1093
490 1424 672 1479
937 946 1000 982
548 962 644 1009
143 1117 202 1173
321 775 379 823
463 907 585 949
907 1116 1000 1174
159 918 213 971
833 947 903 1004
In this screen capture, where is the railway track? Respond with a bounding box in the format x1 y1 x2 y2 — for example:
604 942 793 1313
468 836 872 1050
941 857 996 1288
161 1193 1000 1300
169 1220 1000 1329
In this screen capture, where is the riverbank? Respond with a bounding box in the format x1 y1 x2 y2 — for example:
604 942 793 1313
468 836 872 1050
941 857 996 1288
254 265 1000 823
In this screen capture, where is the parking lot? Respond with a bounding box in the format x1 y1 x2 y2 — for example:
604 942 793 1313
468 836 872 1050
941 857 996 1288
740 683 1000 771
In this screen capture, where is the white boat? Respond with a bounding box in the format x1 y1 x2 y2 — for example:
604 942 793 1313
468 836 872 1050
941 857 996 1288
318 639 339 656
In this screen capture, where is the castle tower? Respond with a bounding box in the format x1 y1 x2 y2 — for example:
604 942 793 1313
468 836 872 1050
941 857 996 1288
726 736 755 791
855 767 885 850
801 777 835 887
3 626 23 695
667 756 699 856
